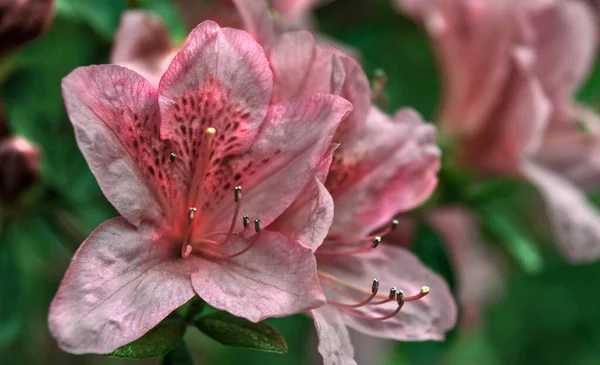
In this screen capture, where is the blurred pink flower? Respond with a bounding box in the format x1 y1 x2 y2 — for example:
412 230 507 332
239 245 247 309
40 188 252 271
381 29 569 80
0 136 40 204
49 21 353 354
398 0 600 263
0 0 55 56
111 0 357 89
269 32 456 363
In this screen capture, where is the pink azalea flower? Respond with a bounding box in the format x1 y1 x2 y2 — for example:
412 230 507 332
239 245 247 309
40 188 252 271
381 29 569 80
397 0 600 263
48 21 353 354
267 32 457 365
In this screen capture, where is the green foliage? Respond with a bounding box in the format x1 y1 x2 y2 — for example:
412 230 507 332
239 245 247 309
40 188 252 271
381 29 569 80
57 0 125 40
195 312 288 354
160 341 196 365
109 317 187 359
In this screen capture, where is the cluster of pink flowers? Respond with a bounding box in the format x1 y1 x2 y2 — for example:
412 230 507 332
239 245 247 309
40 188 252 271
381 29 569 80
48 1 457 364
46 0 600 363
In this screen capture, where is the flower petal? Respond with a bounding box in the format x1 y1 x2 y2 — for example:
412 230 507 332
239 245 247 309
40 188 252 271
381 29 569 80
62 65 167 226
310 306 357 365
530 0 596 122
269 144 336 251
318 244 457 341
534 106 600 191
48 218 196 354
192 230 326 322
269 34 370 141
111 10 176 88
204 94 351 233
459 48 551 173
522 161 600 263
397 0 522 136
157 21 273 220
327 107 440 238
231 0 275 47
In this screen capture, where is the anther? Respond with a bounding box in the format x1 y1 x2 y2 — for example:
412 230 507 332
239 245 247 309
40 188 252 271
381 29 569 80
205 127 216 137
169 153 176 163
372 236 382 248
391 219 399 231
182 244 192 258
404 286 430 302
234 186 242 202
254 218 261 233
397 290 405 305
243 214 250 228
188 207 197 221
371 278 380 294
389 287 397 299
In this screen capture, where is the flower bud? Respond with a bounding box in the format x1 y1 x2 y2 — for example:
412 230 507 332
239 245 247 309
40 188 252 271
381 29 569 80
0 0 55 57
0 137 40 204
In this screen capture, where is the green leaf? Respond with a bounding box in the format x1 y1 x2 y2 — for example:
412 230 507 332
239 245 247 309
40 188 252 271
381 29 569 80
478 204 543 274
160 341 195 365
412 222 457 292
195 312 288 354
109 317 187 359
57 0 125 40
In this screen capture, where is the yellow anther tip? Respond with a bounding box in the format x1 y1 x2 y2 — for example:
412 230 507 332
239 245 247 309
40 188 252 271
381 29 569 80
421 286 430 294
205 127 217 135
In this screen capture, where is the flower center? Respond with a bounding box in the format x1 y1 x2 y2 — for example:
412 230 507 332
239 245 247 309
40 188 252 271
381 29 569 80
166 127 260 260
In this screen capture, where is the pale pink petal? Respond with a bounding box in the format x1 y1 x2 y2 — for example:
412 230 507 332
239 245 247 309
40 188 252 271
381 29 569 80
348 329 394 365
231 0 275 47
269 35 370 140
270 177 334 251
530 0 596 126
318 243 457 340
204 94 351 233
310 306 357 365
397 0 523 137
522 160 600 263
459 48 551 173
268 144 336 251
535 106 600 190
111 10 176 88
62 65 167 226
48 218 196 354
270 0 326 17
327 107 440 238
192 230 326 322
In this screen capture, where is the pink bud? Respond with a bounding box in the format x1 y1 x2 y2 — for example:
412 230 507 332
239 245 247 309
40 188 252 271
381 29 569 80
0 0 55 57
0 137 40 203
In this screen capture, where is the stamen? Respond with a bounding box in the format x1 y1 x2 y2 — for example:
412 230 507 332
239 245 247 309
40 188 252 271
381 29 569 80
189 127 217 207
370 287 396 305
404 286 430 302
336 296 405 322
223 186 242 245
316 237 381 256
254 218 261 233
326 219 399 246
181 207 197 258
198 233 259 260
328 279 380 309
167 152 176 223
372 236 382 248
243 215 250 228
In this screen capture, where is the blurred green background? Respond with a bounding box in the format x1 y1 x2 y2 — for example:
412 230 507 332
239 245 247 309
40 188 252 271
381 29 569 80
2 0 600 364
